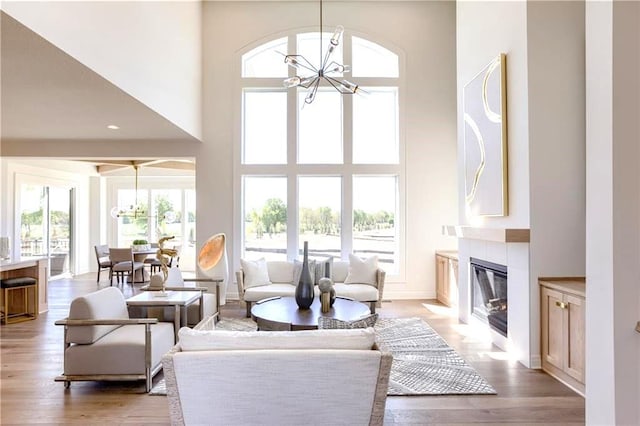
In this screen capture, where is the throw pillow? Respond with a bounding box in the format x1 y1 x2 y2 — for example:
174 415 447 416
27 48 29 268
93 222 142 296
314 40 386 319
240 258 271 288
344 254 378 286
317 313 379 329
314 257 334 284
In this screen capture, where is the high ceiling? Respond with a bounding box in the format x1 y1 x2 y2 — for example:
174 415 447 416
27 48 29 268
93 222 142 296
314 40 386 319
0 11 199 146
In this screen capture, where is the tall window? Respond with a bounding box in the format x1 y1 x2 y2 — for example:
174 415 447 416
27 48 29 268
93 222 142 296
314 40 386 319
238 32 402 274
110 178 196 271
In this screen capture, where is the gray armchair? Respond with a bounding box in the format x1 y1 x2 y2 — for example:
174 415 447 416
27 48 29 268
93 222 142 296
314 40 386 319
54 287 174 392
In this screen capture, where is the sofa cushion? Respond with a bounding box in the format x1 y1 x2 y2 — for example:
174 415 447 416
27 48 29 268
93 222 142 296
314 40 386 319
317 313 379 329
333 283 379 301
178 327 375 351
266 261 296 284
65 322 174 375
240 258 271 288
344 254 378 286
332 261 349 283
243 283 297 302
67 287 130 344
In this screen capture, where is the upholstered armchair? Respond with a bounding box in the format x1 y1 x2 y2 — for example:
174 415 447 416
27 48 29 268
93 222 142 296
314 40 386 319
93 244 112 283
54 287 174 392
109 247 145 285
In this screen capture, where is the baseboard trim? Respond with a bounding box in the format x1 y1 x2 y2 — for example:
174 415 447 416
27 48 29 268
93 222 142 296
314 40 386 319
530 354 542 369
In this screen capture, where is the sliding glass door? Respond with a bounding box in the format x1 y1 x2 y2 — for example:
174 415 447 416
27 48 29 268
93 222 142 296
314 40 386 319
112 186 196 271
19 183 73 278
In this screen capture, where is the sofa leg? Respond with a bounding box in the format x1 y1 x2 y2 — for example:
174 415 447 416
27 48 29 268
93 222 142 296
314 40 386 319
245 302 252 318
64 381 70 389
370 302 376 314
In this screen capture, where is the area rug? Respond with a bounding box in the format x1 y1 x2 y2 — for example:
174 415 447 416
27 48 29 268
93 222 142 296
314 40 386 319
149 316 496 396
375 317 496 395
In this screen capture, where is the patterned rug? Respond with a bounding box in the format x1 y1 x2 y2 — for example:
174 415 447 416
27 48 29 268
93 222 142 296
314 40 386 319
150 316 496 396
375 317 496 395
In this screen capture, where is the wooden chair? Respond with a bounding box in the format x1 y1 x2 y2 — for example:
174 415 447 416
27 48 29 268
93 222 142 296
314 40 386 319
145 243 181 275
94 244 113 283
109 248 145 286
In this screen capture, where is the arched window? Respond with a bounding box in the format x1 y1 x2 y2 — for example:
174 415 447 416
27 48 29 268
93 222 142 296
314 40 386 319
237 31 403 275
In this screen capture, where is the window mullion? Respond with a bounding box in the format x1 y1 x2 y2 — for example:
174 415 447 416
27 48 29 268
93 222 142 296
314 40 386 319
286 36 299 260
341 31 354 260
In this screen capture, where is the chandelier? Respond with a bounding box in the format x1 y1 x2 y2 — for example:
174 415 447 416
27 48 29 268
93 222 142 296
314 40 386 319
110 165 175 222
283 0 362 104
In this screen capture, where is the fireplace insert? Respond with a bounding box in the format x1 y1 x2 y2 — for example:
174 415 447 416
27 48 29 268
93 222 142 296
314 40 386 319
470 258 507 337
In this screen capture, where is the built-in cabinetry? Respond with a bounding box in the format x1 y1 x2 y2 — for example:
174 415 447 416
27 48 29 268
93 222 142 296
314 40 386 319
435 251 458 307
539 277 585 396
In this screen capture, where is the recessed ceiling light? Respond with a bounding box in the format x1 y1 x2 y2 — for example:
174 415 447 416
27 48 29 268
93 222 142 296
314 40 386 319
107 124 120 130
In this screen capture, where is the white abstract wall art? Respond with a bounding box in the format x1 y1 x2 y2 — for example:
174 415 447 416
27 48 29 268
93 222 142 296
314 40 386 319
463 53 508 217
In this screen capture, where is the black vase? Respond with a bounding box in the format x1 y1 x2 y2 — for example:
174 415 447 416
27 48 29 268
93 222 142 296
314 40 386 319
295 241 314 309
325 261 336 307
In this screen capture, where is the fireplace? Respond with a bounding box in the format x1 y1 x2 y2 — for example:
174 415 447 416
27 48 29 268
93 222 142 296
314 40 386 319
470 258 508 337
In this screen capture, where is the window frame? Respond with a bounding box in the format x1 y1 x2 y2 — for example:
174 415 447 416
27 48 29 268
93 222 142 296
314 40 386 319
234 30 406 281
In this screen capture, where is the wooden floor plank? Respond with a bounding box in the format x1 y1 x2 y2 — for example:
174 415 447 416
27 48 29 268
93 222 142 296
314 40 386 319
0 274 585 424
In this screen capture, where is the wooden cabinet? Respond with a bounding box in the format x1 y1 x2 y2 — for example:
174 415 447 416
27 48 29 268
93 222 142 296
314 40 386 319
435 251 458 307
539 278 585 396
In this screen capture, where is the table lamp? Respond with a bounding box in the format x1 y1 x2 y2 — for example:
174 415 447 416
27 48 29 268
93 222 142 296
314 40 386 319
197 233 229 305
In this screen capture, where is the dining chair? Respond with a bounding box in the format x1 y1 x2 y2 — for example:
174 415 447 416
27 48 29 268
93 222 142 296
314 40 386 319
94 244 113 283
146 243 181 275
143 243 160 274
109 248 145 286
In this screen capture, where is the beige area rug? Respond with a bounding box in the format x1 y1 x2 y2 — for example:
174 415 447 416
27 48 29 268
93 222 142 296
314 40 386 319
150 317 496 396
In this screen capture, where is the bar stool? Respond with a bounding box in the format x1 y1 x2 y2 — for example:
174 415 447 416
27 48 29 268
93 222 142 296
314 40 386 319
0 277 38 324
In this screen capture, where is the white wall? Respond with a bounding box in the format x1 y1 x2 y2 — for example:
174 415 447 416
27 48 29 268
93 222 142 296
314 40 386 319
526 0 586 369
456 0 586 368
585 0 640 424
200 1 458 300
456 0 532 365
1 0 203 139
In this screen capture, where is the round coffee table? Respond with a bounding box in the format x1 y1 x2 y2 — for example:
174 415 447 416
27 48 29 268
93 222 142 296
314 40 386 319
251 296 371 331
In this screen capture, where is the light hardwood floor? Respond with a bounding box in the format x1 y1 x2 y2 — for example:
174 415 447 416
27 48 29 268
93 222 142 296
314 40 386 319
0 274 585 425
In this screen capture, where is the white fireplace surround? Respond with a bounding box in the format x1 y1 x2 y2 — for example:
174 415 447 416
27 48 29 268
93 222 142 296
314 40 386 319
457 237 534 368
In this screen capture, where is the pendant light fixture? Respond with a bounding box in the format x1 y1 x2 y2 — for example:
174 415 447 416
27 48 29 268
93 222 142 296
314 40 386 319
283 0 363 104
110 164 175 223
110 165 147 219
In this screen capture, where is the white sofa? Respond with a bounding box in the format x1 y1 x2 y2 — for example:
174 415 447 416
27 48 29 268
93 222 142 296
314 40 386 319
162 316 392 426
54 287 175 392
236 260 386 317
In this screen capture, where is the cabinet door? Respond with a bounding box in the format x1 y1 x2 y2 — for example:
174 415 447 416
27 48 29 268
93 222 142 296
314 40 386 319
564 294 585 383
435 255 449 305
541 287 564 370
449 259 458 306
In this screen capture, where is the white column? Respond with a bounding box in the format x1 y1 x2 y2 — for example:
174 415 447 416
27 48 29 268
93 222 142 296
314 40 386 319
585 1 640 424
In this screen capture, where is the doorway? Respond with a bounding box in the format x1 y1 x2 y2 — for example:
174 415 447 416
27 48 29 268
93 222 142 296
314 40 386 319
19 183 74 279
